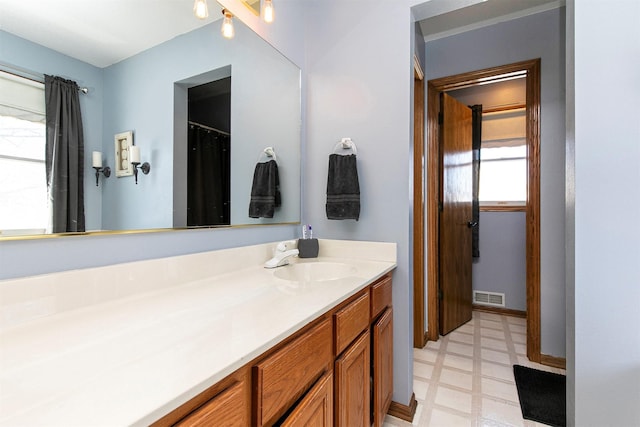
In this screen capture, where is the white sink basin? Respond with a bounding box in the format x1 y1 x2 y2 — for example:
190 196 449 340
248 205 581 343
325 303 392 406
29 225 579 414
274 262 357 282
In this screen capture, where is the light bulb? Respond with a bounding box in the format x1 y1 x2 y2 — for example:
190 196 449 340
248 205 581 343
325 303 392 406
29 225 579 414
221 10 235 39
263 0 274 23
193 0 209 19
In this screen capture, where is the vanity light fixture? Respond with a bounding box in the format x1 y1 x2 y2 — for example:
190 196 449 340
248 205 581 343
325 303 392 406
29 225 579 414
263 0 274 23
193 0 209 19
221 9 235 39
129 145 150 185
91 151 111 187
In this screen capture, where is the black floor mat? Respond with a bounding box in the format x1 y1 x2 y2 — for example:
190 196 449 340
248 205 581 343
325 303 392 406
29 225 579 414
513 364 566 427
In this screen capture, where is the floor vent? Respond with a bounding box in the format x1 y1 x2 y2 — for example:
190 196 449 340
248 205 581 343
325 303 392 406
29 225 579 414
473 291 505 307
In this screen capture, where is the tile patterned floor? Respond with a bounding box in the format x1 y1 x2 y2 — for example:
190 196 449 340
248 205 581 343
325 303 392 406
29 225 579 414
384 311 566 427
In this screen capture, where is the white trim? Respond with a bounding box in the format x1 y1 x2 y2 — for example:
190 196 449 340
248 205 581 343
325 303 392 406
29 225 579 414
479 201 526 207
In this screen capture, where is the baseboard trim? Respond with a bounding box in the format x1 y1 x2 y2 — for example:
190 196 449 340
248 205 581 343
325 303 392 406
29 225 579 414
540 354 566 369
387 393 417 422
472 304 526 318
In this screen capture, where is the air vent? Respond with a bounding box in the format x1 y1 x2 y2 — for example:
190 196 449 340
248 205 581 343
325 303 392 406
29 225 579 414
473 291 505 307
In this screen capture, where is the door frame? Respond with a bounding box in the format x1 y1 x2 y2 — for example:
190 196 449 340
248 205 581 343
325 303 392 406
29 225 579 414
413 56 427 348
421 59 541 362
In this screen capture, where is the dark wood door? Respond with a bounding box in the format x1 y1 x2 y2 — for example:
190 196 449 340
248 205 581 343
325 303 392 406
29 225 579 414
439 92 473 336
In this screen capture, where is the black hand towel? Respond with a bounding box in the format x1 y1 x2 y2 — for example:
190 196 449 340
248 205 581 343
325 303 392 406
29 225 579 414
326 153 360 220
249 160 281 218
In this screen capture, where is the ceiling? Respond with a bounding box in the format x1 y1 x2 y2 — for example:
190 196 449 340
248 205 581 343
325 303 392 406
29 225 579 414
0 0 222 68
416 0 563 41
0 0 563 69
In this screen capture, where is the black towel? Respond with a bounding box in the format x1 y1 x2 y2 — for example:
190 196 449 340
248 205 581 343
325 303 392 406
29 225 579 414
326 154 360 220
249 160 281 218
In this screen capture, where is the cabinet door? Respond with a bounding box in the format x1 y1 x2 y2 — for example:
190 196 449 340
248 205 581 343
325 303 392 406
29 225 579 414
335 330 370 427
175 381 247 426
281 371 333 427
372 307 393 427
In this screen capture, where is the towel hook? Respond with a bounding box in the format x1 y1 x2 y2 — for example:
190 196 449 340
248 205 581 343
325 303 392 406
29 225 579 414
257 146 277 162
333 138 357 155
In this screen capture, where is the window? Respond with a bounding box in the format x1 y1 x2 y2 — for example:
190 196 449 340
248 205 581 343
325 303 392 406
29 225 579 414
0 71 47 234
479 108 526 206
479 144 526 203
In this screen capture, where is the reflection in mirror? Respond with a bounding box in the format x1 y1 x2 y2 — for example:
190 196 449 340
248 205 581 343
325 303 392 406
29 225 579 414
0 5 301 239
0 71 47 236
187 77 231 226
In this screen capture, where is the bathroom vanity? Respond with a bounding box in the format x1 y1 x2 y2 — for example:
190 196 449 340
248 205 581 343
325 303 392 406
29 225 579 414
0 240 396 426
155 272 393 427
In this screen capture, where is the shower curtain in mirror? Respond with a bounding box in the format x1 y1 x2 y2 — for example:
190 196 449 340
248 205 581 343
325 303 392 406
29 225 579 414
44 75 85 233
471 104 482 259
187 124 231 226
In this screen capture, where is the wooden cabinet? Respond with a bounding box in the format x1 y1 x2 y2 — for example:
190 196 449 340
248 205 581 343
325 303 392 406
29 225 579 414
281 371 333 427
335 331 370 427
253 318 333 427
372 307 393 427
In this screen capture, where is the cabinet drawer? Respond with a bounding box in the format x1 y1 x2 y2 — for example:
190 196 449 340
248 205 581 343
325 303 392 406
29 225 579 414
175 381 247 426
370 275 392 321
254 318 333 426
334 291 370 356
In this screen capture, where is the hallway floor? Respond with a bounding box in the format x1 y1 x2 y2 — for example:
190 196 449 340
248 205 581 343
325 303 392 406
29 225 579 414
384 311 566 427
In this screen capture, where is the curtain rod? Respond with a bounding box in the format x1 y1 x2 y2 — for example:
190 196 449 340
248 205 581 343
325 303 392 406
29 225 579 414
188 121 230 136
0 65 89 94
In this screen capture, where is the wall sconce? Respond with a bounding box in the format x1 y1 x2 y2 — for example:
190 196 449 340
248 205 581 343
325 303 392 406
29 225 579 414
130 145 150 185
221 9 235 39
193 0 208 19
91 151 111 187
263 0 274 23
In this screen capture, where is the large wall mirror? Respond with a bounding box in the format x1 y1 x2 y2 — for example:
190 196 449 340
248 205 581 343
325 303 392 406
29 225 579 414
0 1 301 239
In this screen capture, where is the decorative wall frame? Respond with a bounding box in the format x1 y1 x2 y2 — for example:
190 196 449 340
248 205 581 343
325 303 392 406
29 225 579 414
114 131 134 177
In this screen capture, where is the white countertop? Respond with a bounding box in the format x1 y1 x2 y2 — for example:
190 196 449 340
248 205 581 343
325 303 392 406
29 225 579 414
0 245 395 426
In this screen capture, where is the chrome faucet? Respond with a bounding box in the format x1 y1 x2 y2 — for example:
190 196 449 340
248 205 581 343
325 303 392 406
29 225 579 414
264 240 299 269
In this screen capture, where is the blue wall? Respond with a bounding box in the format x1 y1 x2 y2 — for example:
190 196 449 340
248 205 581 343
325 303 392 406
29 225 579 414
425 8 567 358
472 211 526 311
302 0 416 406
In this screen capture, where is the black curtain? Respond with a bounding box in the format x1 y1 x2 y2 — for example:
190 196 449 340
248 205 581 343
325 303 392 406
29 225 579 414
44 75 85 233
187 125 230 226
471 105 482 259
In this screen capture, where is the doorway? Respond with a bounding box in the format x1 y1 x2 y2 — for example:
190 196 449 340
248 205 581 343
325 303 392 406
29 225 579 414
417 59 542 363
187 78 231 226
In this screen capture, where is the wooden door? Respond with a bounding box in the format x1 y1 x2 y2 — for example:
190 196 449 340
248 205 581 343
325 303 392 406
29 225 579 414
439 92 473 335
372 308 393 427
281 371 333 427
335 331 370 427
